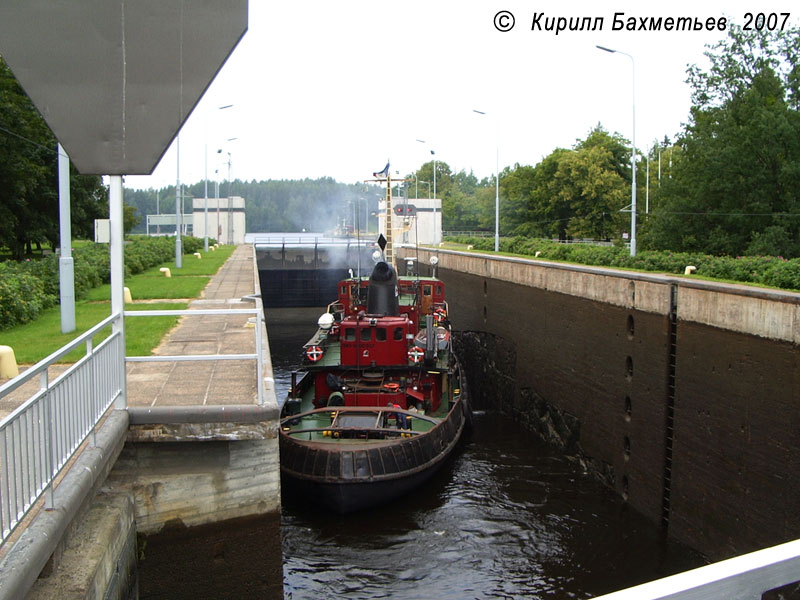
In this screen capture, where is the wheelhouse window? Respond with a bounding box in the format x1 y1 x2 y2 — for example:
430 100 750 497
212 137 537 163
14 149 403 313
423 285 432 296
393 327 403 341
344 328 355 341
360 328 371 341
376 328 387 342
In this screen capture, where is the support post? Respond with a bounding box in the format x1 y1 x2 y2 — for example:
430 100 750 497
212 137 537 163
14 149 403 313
58 143 75 333
109 176 127 408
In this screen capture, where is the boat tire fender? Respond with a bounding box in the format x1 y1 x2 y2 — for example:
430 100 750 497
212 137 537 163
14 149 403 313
327 391 345 406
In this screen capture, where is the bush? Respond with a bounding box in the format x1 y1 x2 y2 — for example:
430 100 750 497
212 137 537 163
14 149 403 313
446 236 800 292
0 235 211 330
0 262 51 328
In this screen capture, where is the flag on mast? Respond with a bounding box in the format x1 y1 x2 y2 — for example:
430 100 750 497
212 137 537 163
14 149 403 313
373 161 390 178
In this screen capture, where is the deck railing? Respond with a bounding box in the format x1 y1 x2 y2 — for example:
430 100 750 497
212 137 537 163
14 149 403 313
0 312 124 546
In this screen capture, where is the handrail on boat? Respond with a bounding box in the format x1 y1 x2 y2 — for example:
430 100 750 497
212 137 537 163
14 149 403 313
283 426 423 439
280 405 441 426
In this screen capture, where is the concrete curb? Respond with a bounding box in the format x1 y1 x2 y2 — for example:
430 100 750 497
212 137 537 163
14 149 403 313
127 404 279 424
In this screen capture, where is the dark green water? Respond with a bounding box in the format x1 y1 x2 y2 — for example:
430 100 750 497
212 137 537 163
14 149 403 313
270 311 706 599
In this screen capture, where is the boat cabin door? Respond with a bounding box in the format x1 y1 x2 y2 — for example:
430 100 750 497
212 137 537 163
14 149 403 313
421 283 433 314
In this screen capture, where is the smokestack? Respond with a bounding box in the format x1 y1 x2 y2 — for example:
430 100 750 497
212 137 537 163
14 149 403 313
366 261 399 316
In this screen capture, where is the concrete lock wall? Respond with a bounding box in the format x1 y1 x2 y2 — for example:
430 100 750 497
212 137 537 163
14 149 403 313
400 247 800 561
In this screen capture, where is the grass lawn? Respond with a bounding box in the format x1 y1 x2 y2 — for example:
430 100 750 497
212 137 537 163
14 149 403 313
85 245 236 301
86 276 210 301
140 244 236 276
0 301 187 364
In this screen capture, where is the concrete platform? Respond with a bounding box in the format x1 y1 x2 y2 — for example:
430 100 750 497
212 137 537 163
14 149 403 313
126 244 272 407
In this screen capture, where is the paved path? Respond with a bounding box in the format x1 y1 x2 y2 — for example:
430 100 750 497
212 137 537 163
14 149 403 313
126 244 263 407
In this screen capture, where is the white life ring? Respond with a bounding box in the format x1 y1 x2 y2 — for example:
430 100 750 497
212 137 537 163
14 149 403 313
306 345 324 362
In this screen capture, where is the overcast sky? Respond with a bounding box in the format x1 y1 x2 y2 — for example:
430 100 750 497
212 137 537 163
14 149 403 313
125 0 798 191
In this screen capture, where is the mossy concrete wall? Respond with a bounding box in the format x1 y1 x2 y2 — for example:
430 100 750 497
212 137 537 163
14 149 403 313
402 247 800 561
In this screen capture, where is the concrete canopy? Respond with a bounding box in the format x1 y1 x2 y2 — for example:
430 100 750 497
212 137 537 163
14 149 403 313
0 0 247 175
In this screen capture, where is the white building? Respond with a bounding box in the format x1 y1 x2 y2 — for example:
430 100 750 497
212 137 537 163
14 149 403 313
192 196 246 245
377 197 441 247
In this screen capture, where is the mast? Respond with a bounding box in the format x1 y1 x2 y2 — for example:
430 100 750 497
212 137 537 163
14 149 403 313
384 172 394 267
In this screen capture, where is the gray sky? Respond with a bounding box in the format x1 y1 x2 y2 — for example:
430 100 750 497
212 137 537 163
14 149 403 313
125 0 797 191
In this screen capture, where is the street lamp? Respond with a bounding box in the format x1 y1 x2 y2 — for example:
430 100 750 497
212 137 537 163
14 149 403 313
216 139 236 244
597 45 637 256
204 104 233 251
472 109 500 252
416 139 439 245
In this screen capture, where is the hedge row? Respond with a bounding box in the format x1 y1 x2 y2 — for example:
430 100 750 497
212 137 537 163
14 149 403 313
0 236 212 331
447 236 800 292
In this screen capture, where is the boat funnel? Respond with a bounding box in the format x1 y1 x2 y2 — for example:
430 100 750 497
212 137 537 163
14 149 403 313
367 261 399 316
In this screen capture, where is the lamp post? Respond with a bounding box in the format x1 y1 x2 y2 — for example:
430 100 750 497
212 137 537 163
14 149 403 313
204 104 233 251
472 110 500 252
597 45 637 256
416 139 439 245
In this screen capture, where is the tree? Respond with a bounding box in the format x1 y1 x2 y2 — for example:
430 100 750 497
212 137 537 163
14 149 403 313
644 24 800 256
499 126 630 241
0 58 106 256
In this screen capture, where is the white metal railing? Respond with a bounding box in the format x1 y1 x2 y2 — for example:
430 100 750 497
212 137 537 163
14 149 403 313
593 539 800 599
124 306 265 405
0 312 124 546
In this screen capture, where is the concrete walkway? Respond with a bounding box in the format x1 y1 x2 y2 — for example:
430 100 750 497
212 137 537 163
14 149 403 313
126 244 265 407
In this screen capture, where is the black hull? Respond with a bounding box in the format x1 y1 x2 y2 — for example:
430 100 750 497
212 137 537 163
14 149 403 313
280 396 469 514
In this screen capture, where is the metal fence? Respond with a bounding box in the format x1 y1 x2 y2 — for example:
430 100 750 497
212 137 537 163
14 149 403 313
124 305 265 405
0 313 124 546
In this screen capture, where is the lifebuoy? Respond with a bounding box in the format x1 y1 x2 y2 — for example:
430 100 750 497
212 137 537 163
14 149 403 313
434 308 447 323
383 382 400 392
408 347 424 364
306 345 323 362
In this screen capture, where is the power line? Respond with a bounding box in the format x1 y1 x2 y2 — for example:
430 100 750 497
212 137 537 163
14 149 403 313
0 123 65 157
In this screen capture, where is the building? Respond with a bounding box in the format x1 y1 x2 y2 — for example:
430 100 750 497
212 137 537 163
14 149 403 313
192 196 246 245
377 197 441 247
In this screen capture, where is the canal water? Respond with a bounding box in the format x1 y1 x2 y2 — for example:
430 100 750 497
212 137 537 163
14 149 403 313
270 312 706 599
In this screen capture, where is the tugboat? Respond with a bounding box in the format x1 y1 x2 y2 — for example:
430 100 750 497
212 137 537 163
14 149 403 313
279 167 470 513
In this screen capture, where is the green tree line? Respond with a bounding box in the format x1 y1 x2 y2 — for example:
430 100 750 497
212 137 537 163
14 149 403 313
0 57 107 258
124 178 384 235
408 24 800 258
3 24 800 261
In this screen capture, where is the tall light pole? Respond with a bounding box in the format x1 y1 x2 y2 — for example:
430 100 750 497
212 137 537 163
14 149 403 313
472 109 500 252
416 139 439 245
597 45 637 256
205 104 233 251
216 139 236 244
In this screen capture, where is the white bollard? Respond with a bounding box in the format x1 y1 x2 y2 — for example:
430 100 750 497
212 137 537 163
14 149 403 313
159 267 171 278
0 345 19 379
124 287 133 303
535 251 542 257
685 265 697 275
194 252 202 259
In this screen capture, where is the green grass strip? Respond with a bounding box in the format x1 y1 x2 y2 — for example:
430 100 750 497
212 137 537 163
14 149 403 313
84 245 236 301
1 301 187 364
86 277 210 301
